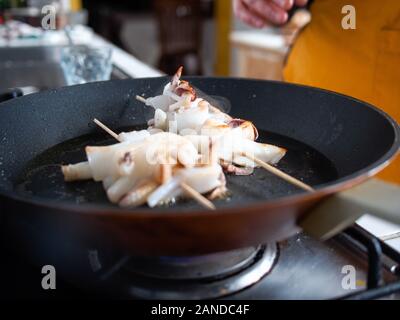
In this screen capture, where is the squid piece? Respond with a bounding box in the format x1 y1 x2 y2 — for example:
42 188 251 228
157 80 196 111
154 163 173 185
119 180 159 208
85 142 137 181
183 134 211 152
147 176 181 207
183 134 218 166
61 162 92 182
228 119 259 141
168 94 193 112
118 129 150 143
162 83 182 102
62 142 140 182
175 80 196 100
101 133 197 194
175 102 210 134
146 143 197 168
102 176 117 190
245 141 285 166
106 147 175 204
139 67 190 111
178 165 224 194
184 131 283 169
170 66 183 90
144 132 199 168
143 95 175 112
141 68 258 142
65 133 145 184
200 118 231 137
220 160 254 176
168 66 196 100
208 104 233 123
107 176 137 203
161 67 186 102
208 171 227 199
148 127 164 135
200 118 257 141
215 135 286 167
140 69 258 143
146 164 224 207
154 108 167 130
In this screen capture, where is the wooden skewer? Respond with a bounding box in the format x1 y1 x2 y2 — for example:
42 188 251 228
243 152 314 192
136 95 147 104
93 118 121 142
180 182 216 210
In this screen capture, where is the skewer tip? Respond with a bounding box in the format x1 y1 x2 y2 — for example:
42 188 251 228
180 182 216 210
93 118 120 141
136 95 147 103
243 152 314 192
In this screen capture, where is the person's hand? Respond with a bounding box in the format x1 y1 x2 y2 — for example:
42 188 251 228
233 0 308 28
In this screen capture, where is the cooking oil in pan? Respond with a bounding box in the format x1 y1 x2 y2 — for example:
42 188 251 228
14 127 338 210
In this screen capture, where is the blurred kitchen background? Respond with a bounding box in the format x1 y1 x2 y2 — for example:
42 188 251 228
0 0 311 92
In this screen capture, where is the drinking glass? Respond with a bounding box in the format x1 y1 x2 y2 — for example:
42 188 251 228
61 46 112 85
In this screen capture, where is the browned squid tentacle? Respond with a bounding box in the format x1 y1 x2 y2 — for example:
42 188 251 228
171 66 183 89
228 119 259 141
208 172 228 200
220 160 253 176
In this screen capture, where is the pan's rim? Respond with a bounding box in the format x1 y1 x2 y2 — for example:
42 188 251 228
0 77 399 218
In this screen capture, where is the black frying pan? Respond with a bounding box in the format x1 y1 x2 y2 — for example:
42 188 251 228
0 78 399 274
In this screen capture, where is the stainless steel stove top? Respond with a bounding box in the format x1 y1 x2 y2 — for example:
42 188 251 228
2 225 399 300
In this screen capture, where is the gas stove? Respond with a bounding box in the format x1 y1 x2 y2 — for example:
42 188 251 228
2 225 400 300
1 65 399 301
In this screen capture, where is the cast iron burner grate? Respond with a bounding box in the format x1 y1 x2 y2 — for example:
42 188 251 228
103 244 278 299
337 226 400 300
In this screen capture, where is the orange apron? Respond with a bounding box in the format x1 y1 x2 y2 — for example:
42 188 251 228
284 0 400 184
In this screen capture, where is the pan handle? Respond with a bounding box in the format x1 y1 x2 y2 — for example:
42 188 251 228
0 88 23 103
299 179 400 240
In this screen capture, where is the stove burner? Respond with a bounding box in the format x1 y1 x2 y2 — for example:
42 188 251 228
124 246 262 280
107 244 278 299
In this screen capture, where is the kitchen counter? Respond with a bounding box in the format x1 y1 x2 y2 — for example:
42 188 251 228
0 25 162 79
